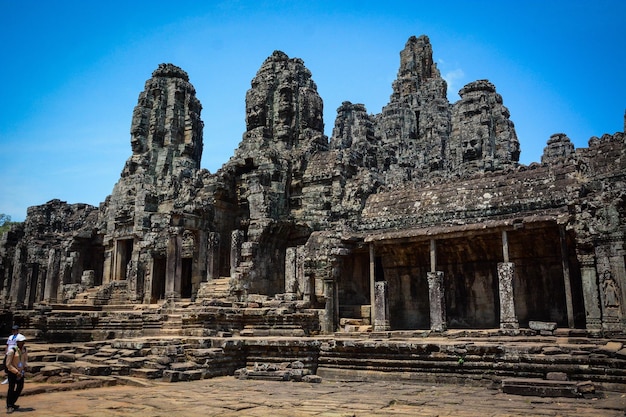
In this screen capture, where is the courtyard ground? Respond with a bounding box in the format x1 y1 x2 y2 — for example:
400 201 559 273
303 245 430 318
0 376 624 416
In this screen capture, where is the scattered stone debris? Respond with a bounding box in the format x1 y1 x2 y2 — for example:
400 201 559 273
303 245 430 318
235 361 321 383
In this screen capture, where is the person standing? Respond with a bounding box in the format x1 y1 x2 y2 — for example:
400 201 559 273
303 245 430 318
2 326 22 385
5 334 27 414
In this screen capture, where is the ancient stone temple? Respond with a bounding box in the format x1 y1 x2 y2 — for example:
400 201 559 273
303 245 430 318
0 35 625 342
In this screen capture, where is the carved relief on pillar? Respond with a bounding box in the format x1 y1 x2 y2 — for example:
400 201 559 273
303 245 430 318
284 247 297 300
497 262 519 330
230 230 244 277
181 230 196 258
206 232 220 281
594 237 626 330
576 251 602 330
601 271 620 308
427 271 446 332
374 281 390 331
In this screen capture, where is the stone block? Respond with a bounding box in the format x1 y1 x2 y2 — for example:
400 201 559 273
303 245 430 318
501 378 581 398
529 321 557 331
302 374 322 383
130 368 163 379
546 372 568 381
162 370 180 382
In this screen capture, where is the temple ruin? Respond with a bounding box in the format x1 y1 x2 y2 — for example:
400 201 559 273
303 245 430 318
0 35 625 390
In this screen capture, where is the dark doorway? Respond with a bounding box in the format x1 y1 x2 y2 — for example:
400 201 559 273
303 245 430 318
151 257 166 303
116 239 134 280
181 258 193 298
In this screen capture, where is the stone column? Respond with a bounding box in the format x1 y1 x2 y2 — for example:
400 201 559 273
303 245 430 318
430 239 437 272
165 231 182 300
230 230 244 277
501 230 510 263
9 246 27 308
594 238 625 331
427 271 446 332
578 253 602 331
498 262 519 330
374 281 390 331
285 247 297 300
295 246 305 299
206 232 220 281
369 243 376 326
322 278 335 333
43 248 60 303
559 226 575 328
113 240 125 281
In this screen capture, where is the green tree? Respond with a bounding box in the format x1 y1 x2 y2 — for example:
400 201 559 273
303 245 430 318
0 214 16 234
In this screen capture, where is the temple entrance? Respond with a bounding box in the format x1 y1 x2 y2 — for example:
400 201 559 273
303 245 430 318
114 238 134 280
181 258 192 298
151 257 166 303
438 235 501 328
338 251 371 323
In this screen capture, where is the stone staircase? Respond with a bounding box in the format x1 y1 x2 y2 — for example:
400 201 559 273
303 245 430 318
22 333 626 392
196 277 233 300
26 337 246 385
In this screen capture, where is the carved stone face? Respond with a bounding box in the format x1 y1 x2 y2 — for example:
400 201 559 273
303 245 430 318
246 92 267 130
274 86 294 139
462 138 482 162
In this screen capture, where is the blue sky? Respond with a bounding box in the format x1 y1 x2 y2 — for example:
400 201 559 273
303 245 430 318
1 0 624 222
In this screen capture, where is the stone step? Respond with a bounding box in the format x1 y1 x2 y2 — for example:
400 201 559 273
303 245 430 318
501 377 594 398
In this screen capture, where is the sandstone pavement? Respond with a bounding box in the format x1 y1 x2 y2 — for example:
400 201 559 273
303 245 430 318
1 376 624 417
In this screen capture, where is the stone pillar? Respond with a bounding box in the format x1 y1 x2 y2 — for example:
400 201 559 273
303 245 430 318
501 230 510 263
206 232 220 281
303 272 313 303
498 262 519 330
102 249 113 285
230 230 244 277
9 246 27 308
427 271 446 332
113 240 125 281
43 248 60 303
322 278 335 333
369 243 376 325
578 254 602 331
374 281 390 331
430 239 437 272
559 226 575 328
594 238 626 331
165 231 182 300
285 247 297 300
296 245 305 299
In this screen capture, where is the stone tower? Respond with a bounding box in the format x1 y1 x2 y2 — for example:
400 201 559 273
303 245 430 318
99 63 204 300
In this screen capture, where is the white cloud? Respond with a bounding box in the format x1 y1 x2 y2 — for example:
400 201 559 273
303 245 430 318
443 68 465 100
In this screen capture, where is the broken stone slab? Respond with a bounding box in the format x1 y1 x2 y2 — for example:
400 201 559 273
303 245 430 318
528 321 557 332
501 378 593 398
302 374 322 383
162 370 180 382
71 361 113 376
130 368 163 379
545 372 568 381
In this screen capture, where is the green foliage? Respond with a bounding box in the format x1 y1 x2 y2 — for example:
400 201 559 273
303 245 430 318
0 214 18 235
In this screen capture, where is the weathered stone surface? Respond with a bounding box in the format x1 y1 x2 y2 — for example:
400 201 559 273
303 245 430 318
541 133 575 164
0 35 624 352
